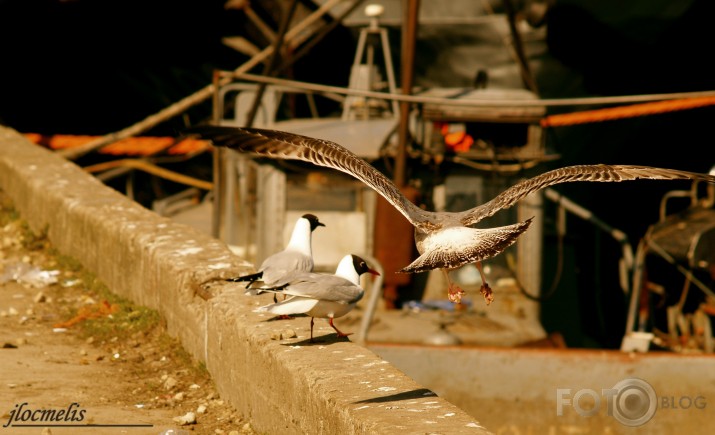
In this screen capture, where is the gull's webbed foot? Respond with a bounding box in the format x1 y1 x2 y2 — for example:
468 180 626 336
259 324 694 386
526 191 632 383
447 283 465 304
329 318 353 338
480 283 494 305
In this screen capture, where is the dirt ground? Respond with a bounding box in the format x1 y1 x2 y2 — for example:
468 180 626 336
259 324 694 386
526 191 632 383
0 192 255 435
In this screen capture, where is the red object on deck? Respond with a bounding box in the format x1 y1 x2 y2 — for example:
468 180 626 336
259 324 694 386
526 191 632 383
373 185 420 309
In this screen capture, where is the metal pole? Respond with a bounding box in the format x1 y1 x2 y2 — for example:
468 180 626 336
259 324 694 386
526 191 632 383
501 0 539 93
396 0 420 187
244 0 299 128
211 70 224 239
282 0 366 76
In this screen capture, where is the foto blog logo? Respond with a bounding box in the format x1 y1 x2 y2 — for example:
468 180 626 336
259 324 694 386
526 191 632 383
556 378 706 427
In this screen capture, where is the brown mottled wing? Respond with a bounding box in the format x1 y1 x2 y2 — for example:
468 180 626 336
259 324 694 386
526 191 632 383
459 164 715 226
188 126 433 228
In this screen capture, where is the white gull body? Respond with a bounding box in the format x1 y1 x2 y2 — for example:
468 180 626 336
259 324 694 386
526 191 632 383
255 254 380 341
228 213 324 292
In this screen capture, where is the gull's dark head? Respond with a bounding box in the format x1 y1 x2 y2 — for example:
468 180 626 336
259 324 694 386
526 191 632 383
302 213 325 231
351 254 380 276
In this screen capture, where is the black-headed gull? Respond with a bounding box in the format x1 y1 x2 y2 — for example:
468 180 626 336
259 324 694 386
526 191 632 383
191 126 715 305
253 254 380 342
229 213 325 299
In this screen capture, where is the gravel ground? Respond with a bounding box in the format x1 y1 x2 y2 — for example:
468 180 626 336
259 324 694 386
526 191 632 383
0 190 256 435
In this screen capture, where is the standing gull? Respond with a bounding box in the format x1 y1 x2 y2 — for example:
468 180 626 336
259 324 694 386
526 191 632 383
190 126 715 305
254 254 380 342
229 213 325 300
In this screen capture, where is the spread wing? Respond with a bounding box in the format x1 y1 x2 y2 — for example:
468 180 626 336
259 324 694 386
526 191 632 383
187 125 434 229
459 164 715 226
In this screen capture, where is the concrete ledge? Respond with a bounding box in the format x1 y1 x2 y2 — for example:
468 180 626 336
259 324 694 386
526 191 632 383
0 126 490 434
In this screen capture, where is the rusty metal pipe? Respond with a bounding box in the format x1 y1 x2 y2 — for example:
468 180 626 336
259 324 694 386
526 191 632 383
395 0 420 188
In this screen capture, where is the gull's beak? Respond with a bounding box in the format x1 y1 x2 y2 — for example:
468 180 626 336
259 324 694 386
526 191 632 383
366 267 381 276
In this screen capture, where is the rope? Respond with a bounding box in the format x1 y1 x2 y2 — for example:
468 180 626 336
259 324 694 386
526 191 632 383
541 96 715 127
231 72 715 107
83 159 213 191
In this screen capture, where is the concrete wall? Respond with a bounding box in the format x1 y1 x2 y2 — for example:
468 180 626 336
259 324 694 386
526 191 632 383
372 344 715 434
0 126 490 434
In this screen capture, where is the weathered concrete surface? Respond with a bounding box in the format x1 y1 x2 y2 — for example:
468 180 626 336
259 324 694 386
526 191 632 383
0 125 490 434
372 345 715 434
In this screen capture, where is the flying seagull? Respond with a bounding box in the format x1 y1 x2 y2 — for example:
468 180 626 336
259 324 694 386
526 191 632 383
190 125 715 305
229 213 325 301
253 254 380 342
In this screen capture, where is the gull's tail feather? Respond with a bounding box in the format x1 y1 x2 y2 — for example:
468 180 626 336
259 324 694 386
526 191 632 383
244 280 288 296
399 218 534 273
227 271 263 283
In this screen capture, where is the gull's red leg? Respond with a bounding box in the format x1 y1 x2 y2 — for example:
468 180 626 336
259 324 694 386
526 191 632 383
475 261 493 305
442 269 465 303
329 317 352 337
